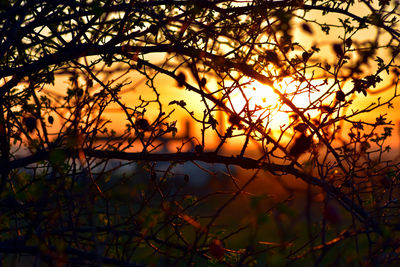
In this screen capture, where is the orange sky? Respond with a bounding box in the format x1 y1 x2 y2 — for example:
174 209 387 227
39 2 400 157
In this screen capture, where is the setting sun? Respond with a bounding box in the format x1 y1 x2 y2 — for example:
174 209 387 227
228 77 330 129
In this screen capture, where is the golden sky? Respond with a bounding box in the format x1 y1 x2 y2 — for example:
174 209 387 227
39 2 400 157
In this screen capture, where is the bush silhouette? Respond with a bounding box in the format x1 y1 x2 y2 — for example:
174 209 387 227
1 0 400 265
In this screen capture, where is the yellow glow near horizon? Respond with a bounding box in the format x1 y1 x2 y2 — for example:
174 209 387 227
228 77 328 130
228 80 279 112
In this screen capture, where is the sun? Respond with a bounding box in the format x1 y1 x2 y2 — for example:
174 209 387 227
228 80 279 113
227 76 330 132
227 79 290 128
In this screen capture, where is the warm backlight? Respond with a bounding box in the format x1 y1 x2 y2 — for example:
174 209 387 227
228 77 323 129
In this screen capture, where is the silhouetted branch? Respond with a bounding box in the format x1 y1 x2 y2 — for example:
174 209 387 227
8 148 376 231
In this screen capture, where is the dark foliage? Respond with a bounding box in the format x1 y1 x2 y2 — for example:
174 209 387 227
1 0 400 266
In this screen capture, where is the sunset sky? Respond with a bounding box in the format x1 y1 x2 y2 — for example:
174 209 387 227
35 1 400 157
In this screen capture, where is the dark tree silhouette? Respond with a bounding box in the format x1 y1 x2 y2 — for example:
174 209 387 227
1 0 400 265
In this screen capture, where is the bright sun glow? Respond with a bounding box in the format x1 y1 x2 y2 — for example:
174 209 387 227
228 77 325 129
228 80 279 112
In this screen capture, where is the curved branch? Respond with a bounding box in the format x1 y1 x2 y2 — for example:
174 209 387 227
303 4 400 41
8 148 378 233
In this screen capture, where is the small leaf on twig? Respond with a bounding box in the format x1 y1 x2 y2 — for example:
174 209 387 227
289 133 312 158
48 116 54 124
136 118 150 131
294 123 308 132
333 43 344 57
336 90 346 102
176 72 186 87
24 116 37 133
301 23 313 34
